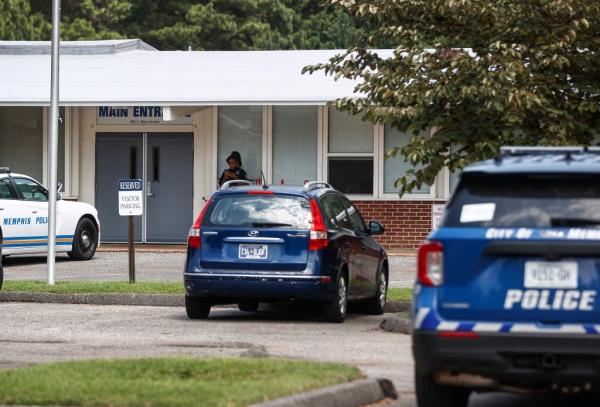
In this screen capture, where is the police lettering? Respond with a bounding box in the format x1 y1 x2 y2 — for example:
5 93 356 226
504 289 596 311
3 217 31 226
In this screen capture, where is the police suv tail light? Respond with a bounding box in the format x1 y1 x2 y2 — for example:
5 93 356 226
309 199 328 251
188 198 212 249
418 241 444 286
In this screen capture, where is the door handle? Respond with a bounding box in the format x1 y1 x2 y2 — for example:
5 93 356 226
343 242 352 247
32 210 38 214
361 246 368 252
146 181 155 197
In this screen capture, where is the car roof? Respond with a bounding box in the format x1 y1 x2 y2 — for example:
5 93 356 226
464 149 600 175
0 172 31 179
213 184 335 198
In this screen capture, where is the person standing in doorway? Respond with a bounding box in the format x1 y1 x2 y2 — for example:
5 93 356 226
218 151 248 187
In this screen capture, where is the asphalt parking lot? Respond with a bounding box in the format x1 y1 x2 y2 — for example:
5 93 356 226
2 251 417 288
1 302 596 407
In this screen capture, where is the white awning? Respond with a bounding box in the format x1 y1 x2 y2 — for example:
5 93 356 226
0 48 392 106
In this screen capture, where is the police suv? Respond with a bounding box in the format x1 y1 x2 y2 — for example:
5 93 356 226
0 168 100 264
413 147 600 406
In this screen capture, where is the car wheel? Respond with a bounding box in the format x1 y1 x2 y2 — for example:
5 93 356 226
323 274 347 323
67 218 98 261
364 270 387 315
185 296 211 319
238 301 260 312
415 367 470 407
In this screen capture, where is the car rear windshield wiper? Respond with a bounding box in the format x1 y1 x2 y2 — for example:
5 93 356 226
251 222 293 228
550 217 600 227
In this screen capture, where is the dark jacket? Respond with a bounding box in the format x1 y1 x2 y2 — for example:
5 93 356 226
218 167 248 187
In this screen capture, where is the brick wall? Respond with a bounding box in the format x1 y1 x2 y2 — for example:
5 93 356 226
354 200 447 250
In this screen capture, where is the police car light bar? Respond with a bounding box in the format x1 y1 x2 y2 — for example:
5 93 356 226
499 146 586 156
0 167 11 174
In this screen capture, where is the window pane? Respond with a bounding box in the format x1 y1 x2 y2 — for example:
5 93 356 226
328 157 373 194
206 195 312 230
13 177 48 201
218 106 262 182
384 125 430 194
0 178 16 199
272 106 317 185
0 107 43 180
328 108 373 153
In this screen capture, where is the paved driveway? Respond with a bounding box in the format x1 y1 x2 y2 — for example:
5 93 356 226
2 252 416 288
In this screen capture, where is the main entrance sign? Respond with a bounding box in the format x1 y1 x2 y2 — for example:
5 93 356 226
97 106 192 125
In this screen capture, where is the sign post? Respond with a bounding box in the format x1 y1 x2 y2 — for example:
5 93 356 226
118 179 143 283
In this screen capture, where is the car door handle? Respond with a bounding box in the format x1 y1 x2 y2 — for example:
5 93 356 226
361 246 368 252
344 242 352 247
32 210 38 214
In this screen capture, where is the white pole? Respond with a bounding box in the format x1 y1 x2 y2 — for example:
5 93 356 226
47 0 61 286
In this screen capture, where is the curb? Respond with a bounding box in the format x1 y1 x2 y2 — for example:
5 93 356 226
0 291 410 312
250 377 397 407
0 292 184 307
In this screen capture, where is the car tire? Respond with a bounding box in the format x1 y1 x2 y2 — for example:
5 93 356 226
415 368 470 407
67 218 98 261
238 301 260 312
185 296 211 319
364 270 387 315
323 274 347 323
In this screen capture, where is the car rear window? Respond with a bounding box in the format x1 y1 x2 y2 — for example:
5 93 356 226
444 173 600 228
206 194 312 229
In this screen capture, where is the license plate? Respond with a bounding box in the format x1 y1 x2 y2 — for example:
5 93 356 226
524 261 578 289
238 244 268 259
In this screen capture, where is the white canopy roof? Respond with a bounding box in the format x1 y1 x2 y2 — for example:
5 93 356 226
0 41 391 106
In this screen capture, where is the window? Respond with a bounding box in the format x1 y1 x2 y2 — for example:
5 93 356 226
327 108 374 194
13 177 48 202
320 194 353 230
0 107 44 181
384 125 430 195
272 106 317 185
342 198 367 234
0 178 16 200
444 173 600 228
206 195 312 230
218 106 263 182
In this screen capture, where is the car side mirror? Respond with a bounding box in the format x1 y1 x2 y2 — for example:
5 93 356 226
57 192 62 201
57 182 63 192
369 221 385 235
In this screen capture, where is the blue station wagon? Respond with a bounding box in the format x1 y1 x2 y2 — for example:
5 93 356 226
184 180 388 322
413 147 600 406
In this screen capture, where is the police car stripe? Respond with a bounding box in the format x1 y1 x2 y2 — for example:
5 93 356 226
510 324 587 334
414 308 600 335
3 235 74 241
414 308 431 329
473 322 503 332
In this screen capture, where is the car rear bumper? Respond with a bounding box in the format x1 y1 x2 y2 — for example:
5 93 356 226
413 329 600 389
184 272 336 303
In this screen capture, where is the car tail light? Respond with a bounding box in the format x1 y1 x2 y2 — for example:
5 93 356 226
309 199 328 251
417 240 444 286
188 198 212 249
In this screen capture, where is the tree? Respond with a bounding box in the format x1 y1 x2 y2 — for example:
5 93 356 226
0 0 48 41
304 0 600 194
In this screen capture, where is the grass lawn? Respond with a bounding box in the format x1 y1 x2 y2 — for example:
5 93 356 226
2 280 413 302
387 287 412 302
2 280 185 294
0 357 362 407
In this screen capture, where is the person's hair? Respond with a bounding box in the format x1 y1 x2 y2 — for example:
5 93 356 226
227 151 243 167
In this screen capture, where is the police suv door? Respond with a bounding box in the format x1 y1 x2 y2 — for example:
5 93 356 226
0 177 35 254
11 177 53 253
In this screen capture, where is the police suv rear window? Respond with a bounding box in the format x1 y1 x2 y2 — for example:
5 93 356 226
444 173 600 228
206 194 312 229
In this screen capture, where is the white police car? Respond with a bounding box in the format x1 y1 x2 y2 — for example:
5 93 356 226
0 168 100 264
413 147 600 406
